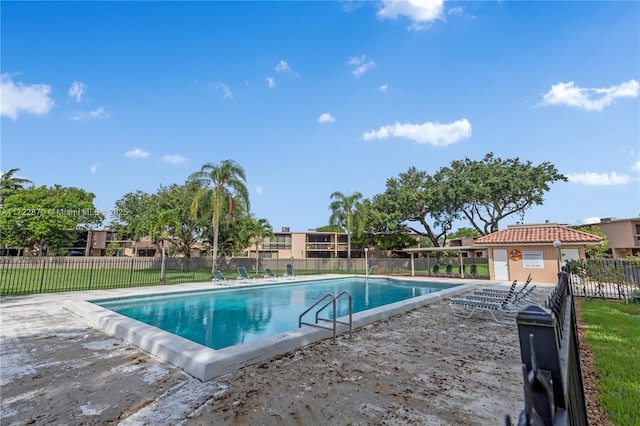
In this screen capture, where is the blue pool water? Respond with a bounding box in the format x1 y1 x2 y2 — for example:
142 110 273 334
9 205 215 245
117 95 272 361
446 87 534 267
95 277 457 350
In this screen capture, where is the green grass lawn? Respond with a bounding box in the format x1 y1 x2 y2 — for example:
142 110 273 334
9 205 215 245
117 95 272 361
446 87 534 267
0 263 490 296
580 299 640 426
0 267 214 295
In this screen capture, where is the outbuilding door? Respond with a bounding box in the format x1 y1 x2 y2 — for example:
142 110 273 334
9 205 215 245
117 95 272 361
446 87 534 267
493 249 509 281
561 248 580 265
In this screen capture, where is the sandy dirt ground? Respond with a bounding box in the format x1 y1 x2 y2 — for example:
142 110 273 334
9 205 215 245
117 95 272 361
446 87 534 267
1 281 552 426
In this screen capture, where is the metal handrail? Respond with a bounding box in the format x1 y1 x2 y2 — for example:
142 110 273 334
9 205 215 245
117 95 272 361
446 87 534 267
298 293 334 328
298 290 352 342
367 265 379 277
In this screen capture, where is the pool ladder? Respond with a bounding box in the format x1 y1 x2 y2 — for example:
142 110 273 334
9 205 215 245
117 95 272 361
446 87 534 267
298 291 352 342
367 265 379 277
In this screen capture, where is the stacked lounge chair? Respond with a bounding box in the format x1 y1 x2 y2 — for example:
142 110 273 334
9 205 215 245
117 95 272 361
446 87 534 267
449 279 519 324
474 274 532 298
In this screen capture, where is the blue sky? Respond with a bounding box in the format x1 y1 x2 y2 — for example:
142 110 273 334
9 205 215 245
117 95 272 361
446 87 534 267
2 1 639 233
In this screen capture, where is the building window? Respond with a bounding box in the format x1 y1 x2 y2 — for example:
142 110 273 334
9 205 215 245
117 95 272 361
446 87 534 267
264 235 291 250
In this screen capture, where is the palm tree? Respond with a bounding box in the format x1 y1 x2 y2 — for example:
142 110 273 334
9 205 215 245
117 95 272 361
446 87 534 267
329 191 363 260
137 207 178 256
240 217 274 276
0 168 32 205
189 160 250 273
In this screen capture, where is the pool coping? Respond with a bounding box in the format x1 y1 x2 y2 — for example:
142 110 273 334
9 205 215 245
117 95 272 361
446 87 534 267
63 276 477 381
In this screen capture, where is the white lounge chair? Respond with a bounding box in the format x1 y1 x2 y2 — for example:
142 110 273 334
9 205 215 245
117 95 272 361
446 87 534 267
449 279 519 324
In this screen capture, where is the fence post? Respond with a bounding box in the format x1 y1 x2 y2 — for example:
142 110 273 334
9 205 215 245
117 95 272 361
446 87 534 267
129 256 134 286
160 247 166 282
38 257 47 294
88 257 94 290
516 305 564 424
513 271 588 426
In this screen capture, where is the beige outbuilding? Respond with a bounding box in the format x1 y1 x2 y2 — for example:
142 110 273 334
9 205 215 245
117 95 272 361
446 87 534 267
473 223 603 284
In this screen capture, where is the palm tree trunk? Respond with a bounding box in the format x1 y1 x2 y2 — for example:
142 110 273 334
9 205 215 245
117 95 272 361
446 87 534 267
255 247 259 276
211 218 219 274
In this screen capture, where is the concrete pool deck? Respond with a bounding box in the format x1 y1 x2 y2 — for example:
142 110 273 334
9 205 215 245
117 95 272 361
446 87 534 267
1 276 554 425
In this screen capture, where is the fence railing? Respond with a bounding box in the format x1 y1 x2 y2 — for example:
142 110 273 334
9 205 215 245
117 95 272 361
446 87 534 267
509 269 588 425
568 258 639 300
0 255 489 296
0 256 213 296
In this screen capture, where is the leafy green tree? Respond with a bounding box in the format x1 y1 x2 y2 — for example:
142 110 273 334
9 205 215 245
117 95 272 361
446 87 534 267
152 183 209 258
368 167 458 247
189 160 250 272
448 227 481 239
215 199 250 258
575 225 611 259
137 206 178 256
0 185 104 255
352 199 422 251
239 216 274 275
437 153 567 235
315 224 344 233
110 190 153 240
329 191 363 259
105 241 121 256
111 184 209 258
0 168 32 205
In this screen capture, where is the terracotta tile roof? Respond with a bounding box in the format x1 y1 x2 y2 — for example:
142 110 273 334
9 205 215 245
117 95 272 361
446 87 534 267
474 224 603 245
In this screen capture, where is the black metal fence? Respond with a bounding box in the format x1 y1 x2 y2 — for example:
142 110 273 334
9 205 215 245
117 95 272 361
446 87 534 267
509 269 588 425
569 258 639 300
0 255 489 296
0 256 213 296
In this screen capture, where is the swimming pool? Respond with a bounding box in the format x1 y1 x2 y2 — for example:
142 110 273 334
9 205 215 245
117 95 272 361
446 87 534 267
64 275 474 381
95 277 456 350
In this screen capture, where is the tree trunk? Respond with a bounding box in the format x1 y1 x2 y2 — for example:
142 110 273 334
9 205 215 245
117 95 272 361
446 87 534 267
211 219 219 274
255 247 259 276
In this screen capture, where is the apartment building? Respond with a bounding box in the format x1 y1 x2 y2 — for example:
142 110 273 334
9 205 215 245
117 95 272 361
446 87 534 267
247 229 360 260
591 217 640 258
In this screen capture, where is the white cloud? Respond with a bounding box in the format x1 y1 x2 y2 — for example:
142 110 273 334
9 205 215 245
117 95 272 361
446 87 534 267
631 160 640 173
540 79 639 111
162 154 187 165
342 1 363 13
567 171 632 186
349 55 376 78
266 77 276 88
124 148 151 159
90 164 97 174
379 83 389 93
69 106 109 121
362 118 472 146
0 74 54 119
377 0 444 30
448 6 464 15
209 82 233 99
318 113 335 123
275 60 291 73
68 81 86 102
255 185 264 196
582 217 601 225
